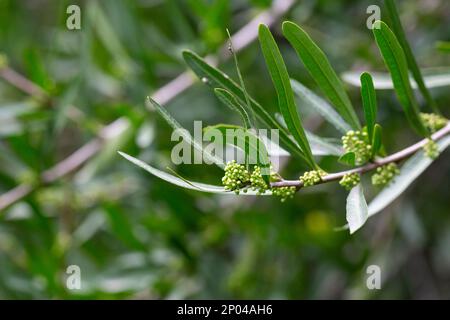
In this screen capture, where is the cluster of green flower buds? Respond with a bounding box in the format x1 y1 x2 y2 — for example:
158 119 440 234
272 186 296 202
249 165 269 195
222 160 250 194
342 129 372 165
299 170 327 187
420 113 448 133
371 163 400 186
339 172 360 190
423 139 439 159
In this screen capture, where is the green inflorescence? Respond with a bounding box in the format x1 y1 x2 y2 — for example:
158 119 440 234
423 139 439 159
272 186 296 202
339 172 360 190
299 170 327 187
342 129 372 165
420 113 448 133
222 161 299 201
249 165 269 195
222 160 250 194
371 163 400 186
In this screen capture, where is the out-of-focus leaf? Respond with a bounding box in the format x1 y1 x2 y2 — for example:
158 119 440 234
360 72 377 141
342 67 450 89
384 0 439 114
274 113 344 156
182 50 307 162
118 152 272 196
368 135 450 217
306 131 344 156
373 21 428 137
436 41 450 53
291 79 351 134
282 21 361 130
258 24 317 170
346 183 368 234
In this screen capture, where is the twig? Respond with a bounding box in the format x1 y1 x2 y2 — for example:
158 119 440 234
0 0 295 212
271 122 450 189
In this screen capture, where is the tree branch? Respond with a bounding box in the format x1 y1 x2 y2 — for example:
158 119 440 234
271 122 450 189
0 0 295 212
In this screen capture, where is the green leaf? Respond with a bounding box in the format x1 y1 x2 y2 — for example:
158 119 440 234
118 151 272 196
384 0 440 114
346 183 368 234
214 88 251 129
146 96 225 168
338 152 356 167
372 21 429 137
436 41 450 53
258 24 317 170
182 50 307 162
342 67 450 89
360 72 377 141
306 131 344 156
371 124 382 158
368 135 450 217
282 21 361 130
204 124 271 183
291 79 351 134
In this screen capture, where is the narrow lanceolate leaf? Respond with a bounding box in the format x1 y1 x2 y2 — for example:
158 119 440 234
258 24 317 170
373 21 429 137
360 72 377 141
204 124 271 183
282 21 361 130
342 67 450 89
346 183 368 234
214 88 251 129
384 0 440 114
368 135 450 217
182 50 307 162
118 152 272 196
371 124 382 158
146 97 225 168
291 79 351 134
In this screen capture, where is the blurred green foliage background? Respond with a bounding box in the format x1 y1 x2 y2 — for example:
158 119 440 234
0 0 449 299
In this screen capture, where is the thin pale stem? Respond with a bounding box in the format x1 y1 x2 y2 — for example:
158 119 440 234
271 122 450 189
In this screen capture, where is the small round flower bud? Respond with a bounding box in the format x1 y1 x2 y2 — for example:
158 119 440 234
342 128 372 165
371 163 400 186
423 139 439 159
299 170 327 187
249 166 269 195
420 113 448 133
272 186 296 202
339 173 360 190
222 160 250 194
